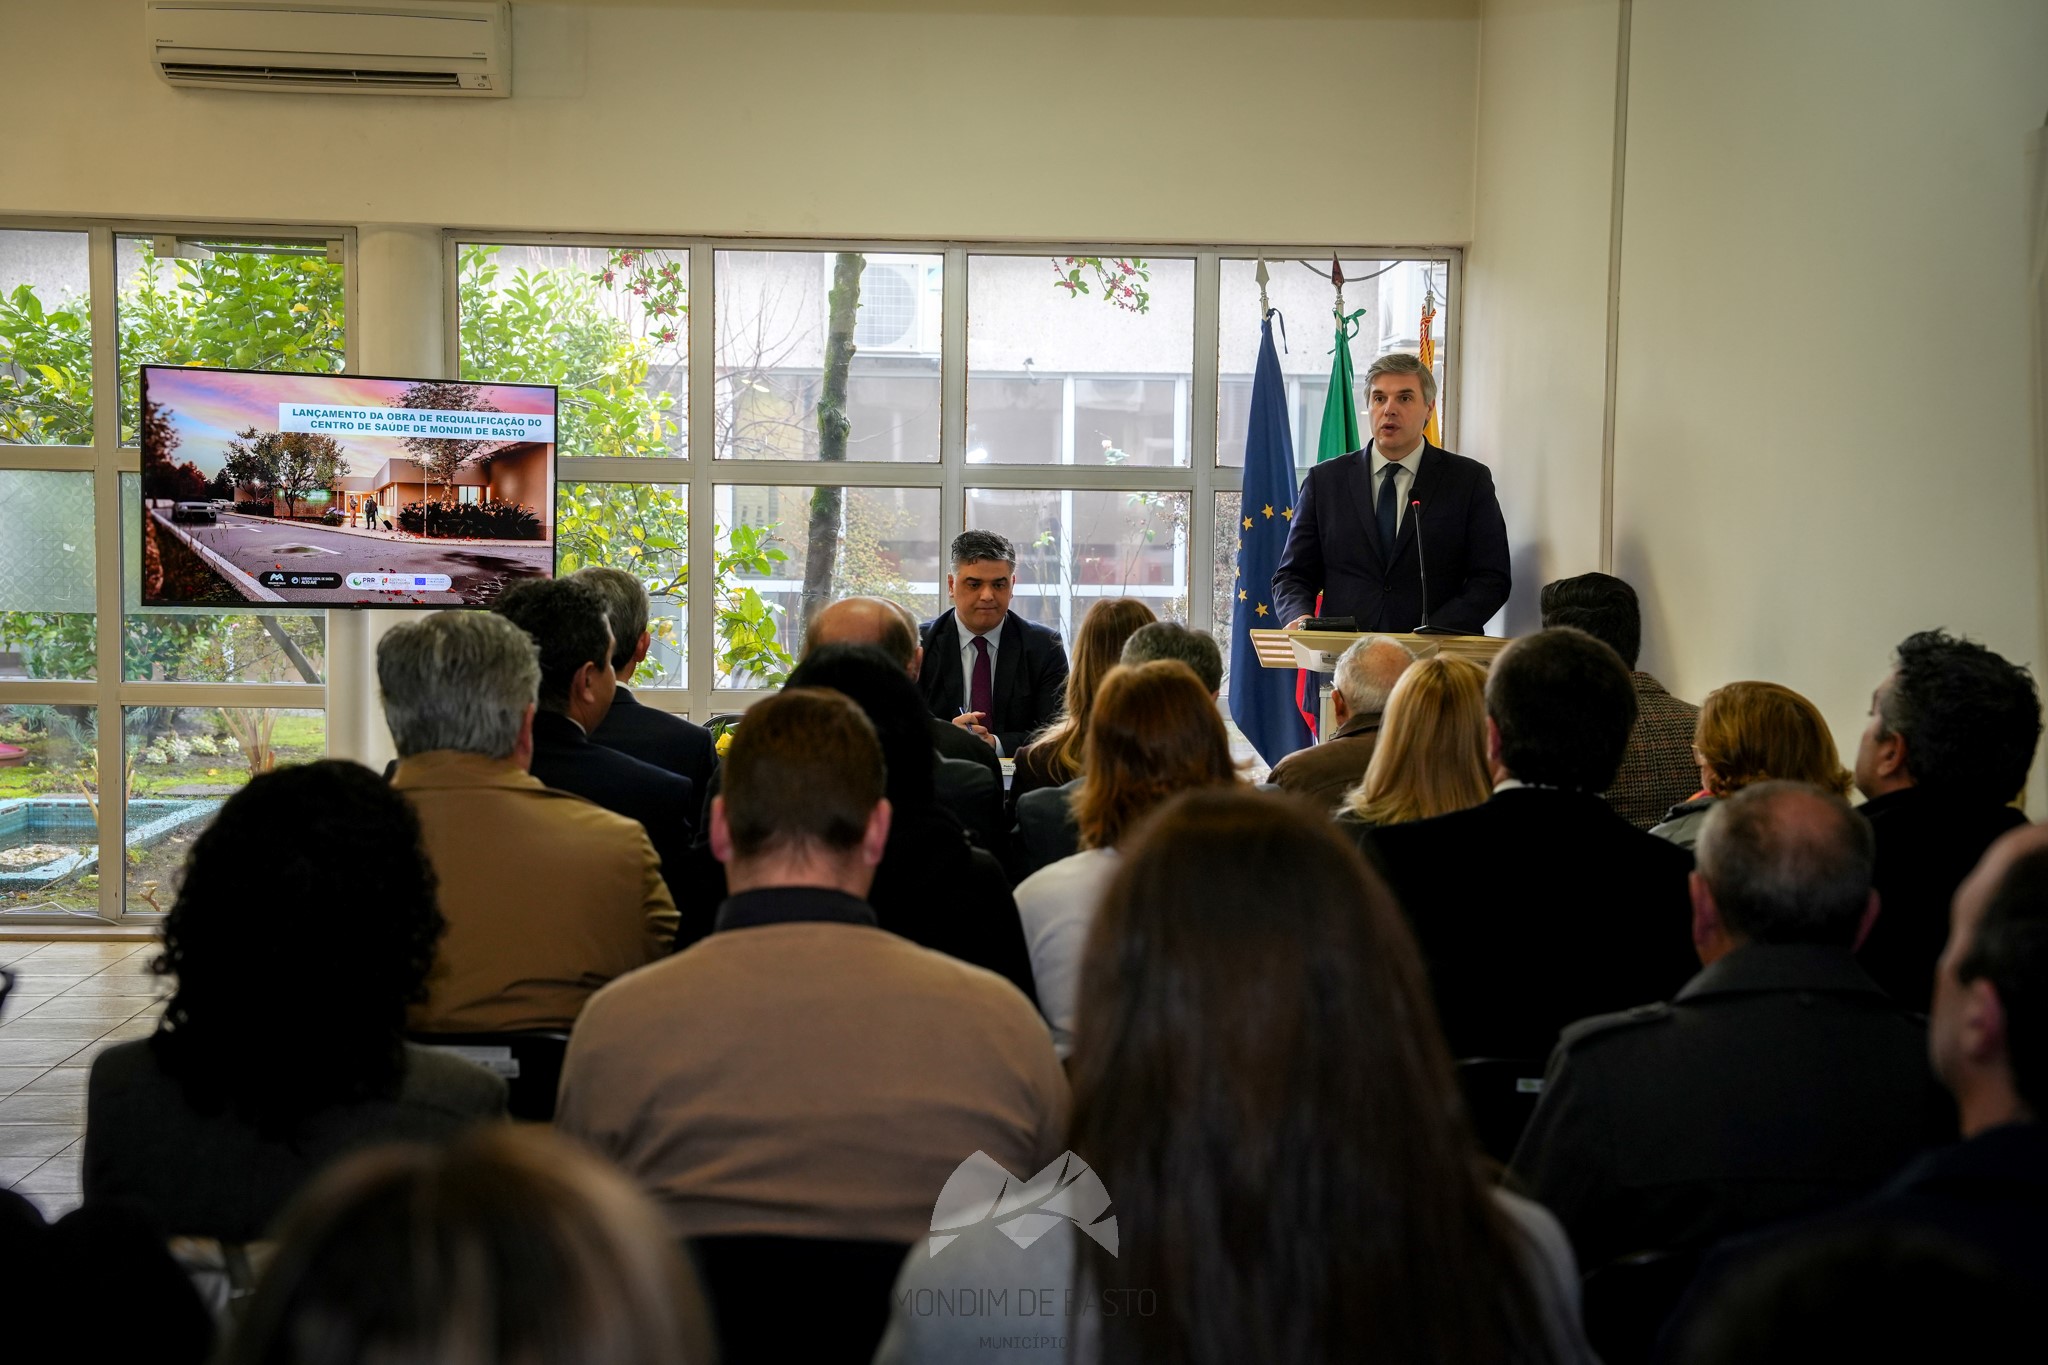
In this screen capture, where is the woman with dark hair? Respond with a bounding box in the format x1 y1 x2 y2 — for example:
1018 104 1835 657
879 788 1593 1365
676 643 1038 1002
222 1126 712 1365
83 760 505 1244
1014 659 1237 1054
1008 596 1155 806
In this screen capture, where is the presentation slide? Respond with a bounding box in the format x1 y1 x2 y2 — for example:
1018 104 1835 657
138 366 557 608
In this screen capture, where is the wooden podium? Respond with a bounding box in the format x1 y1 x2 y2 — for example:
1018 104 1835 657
1246 629 1513 736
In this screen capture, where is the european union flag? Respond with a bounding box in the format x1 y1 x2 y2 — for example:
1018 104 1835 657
1228 312 1313 767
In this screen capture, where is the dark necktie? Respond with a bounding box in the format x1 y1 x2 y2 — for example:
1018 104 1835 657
970 635 994 720
1376 462 1401 549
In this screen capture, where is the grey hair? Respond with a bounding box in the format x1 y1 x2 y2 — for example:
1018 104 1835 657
570 566 650 671
1364 351 1438 410
1333 635 1414 715
1121 621 1224 695
378 612 540 760
1696 780 1875 947
949 530 1017 571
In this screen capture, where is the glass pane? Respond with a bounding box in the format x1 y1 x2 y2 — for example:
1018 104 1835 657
713 485 942 687
115 236 347 446
0 228 93 445
458 242 686 459
556 481 689 689
120 473 326 684
967 255 1192 467
1217 257 1448 467
0 704 99 919
715 251 942 463
966 487 1189 642
123 706 325 915
1214 491 1241 697
0 470 97 681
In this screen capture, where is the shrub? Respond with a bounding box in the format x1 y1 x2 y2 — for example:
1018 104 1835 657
394 500 542 540
233 500 273 517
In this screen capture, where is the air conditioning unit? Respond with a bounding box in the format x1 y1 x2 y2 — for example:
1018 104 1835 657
146 1 511 96
849 257 943 355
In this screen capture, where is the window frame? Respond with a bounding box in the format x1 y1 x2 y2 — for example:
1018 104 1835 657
0 216 355 925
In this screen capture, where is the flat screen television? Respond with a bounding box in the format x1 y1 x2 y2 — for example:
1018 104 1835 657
138 365 557 608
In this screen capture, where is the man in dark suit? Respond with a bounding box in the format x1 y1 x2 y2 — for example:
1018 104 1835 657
916 530 1070 757
1273 353 1510 634
572 566 720 799
1853 629 2041 1011
1509 782 1953 1273
494 578 696 901
1363 628 1699 1060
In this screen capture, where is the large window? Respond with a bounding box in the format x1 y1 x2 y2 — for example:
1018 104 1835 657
0 224 348 924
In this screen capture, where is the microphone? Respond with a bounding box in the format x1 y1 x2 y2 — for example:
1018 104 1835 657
1409 499 1456 636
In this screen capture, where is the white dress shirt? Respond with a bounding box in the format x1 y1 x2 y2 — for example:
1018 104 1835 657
956 616 1004 755
1368 439 1426 537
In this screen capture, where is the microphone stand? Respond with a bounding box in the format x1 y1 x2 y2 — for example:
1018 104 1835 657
1409 498 1460 636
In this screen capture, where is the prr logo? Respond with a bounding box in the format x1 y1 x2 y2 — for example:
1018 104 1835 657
927 1151 1117 1258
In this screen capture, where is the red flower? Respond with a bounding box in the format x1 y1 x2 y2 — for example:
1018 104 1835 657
600 270 615 286
619 252 638 268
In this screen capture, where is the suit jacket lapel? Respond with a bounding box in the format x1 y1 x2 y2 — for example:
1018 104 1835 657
993 613 1026 728
923 610 963 712
1345 447 1386 566
1385 443 1438 571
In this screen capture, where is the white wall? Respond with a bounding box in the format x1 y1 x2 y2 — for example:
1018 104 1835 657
1 0 1480 246
1462 0 1618 635
1613 0 2048 798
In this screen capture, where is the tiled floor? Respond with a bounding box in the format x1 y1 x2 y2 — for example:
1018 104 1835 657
0 939 164 1221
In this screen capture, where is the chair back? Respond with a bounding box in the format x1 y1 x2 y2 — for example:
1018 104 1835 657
1455 1056 1548 1163
1581 1247 1701 1365
687 1233 913 1365
405 1030 570 1121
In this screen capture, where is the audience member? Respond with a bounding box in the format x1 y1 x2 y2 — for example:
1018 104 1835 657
807 596 1006 851
1541 573 1699 829
879 789 1594 1365
1270 634 1413 809
1650 681 1849 849
1365 628 1699 1060
1014 661 1238 1055
381 611 675 1032
1509 782 1952 1272
1 1192 213 1364
222 1127 711 1365
1336 654 1490 836
1853 629 2041 1010
83 762 506 1244
1009 596 1154 805
555 688 1066 1244
494 577 697 893
916 530 1071 755
573 564 720 796
1011 620 1224 877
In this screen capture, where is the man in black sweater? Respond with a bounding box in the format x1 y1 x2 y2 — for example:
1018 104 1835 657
572 566 720 800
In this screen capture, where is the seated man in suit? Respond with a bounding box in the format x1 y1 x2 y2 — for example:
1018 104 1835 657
1364 628 1699 1060
1854 629 2041 1011
494 578 696 900
1540 572 1701 830
378 612 676 1032
916 530 1070 757
555 687 1067 1244
1509 782 1953 1272
1010 622 1224 880
1273 352 1510 634
572 565 719 797
1269 634 1413 810
807 596 1005 854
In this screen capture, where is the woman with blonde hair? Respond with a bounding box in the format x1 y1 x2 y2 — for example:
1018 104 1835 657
1651 680 1849 848
1013 659 1237 1054
1009 596 1156 805
1338 654 1492 835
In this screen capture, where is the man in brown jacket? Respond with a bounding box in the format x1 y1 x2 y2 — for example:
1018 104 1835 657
556 687 1067 1245
380 611 676 1033
1270 634 1413 809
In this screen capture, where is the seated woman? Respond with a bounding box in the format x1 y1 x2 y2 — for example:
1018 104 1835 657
83 761 506 1245
878 788 1596 1365
222 1126 711 1365
1007 596 1155 808
1013 659 1237 1054
1336 654 1491 838
1650 681 1849 848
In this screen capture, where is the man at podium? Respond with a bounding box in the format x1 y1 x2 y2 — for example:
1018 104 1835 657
1273 354 1510 635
